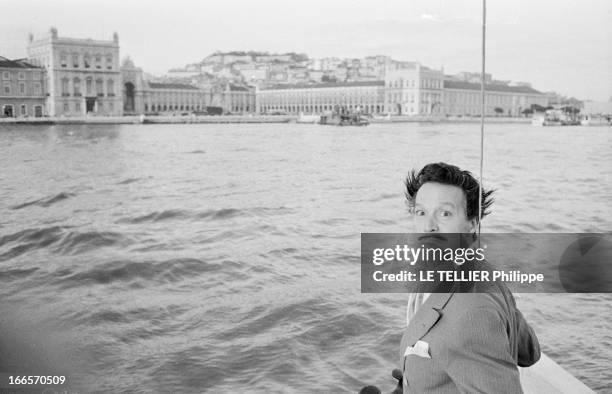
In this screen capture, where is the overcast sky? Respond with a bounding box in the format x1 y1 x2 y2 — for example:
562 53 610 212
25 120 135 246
1 0 610 101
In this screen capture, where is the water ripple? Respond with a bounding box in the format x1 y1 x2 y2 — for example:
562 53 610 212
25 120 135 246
11 192 76 210
56 258 219 288
53 230 129 255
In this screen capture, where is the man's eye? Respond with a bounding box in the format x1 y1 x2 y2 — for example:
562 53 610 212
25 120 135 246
415 210 425 216
440 211 453 217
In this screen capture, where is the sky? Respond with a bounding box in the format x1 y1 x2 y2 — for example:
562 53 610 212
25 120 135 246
1 0 610 101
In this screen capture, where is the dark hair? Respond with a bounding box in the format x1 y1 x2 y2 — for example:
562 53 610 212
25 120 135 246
404 162 494 222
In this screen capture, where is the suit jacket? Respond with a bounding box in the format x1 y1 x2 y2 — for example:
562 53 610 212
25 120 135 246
400 280 540 394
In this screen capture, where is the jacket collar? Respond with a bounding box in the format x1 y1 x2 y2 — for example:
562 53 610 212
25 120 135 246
401 288 456 349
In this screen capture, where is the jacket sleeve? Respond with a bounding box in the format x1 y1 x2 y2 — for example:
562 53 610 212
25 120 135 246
441 306 524 394
515 309 541 367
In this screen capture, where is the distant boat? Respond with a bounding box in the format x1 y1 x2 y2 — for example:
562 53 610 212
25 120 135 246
319 106 369 126
372 113 392 121
532 109 580 126
296 112 321 124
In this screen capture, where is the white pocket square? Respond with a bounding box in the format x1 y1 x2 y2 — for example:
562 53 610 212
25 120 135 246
404 340 431 359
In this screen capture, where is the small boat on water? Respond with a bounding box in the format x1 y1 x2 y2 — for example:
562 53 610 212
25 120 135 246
296 112 321 124
319 106 369 126
372 113 392 121
532 109 581 126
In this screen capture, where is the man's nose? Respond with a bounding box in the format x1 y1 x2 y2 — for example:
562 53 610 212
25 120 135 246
424 215 439 232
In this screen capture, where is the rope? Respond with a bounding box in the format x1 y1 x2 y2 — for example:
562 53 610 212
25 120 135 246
478 0 486 243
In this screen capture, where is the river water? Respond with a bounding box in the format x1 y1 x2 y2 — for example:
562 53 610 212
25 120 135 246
0 122 610 392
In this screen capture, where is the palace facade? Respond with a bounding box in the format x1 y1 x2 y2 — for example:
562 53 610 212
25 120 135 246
442 80 548 117
27 28 122 116
0 56 46 118
257 81 385 114
256 62 445 115
121 58 212 114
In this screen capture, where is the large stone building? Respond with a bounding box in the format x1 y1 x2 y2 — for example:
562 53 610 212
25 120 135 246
226 84 255 114
256 61 444 116
384 62 444 115
144 82 210 114
257 81 386 115
121 58 212 114
442 80 548 117
0 56 46 118
27 27 122 116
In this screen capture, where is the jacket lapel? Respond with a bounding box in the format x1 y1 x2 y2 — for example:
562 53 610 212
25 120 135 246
400 291 455 357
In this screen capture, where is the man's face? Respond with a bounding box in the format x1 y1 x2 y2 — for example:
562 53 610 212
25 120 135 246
413 182 475 234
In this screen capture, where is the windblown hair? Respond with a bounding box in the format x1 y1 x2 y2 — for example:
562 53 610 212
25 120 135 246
405 162 494 222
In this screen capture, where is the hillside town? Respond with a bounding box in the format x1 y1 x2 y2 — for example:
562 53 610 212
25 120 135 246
1 27 610 120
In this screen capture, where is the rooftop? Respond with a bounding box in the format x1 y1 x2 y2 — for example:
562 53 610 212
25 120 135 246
262 80 385 90
229 84 251 91
0 56 41 69
443 80 543 94
148 82 199 90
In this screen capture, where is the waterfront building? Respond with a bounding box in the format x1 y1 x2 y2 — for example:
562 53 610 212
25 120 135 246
121 58 211 114
442 80 548 117
224 84 256 114
384 62 444 115
0 56 46 118
144 82 210 114
257 81 386 115
27 27 122 116
257 61 445 116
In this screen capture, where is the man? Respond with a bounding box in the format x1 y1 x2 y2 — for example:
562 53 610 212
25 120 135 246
399 162 540 393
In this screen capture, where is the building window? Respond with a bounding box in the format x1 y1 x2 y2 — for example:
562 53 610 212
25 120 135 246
107 79 114 96
60 53 67 67
2 71 9 80
18 72 25 80
95 54 102 69
96 79 104 96
61 78 70 96
76 102 81 112
21 104 27 116
84 54 91 68
3 82 10 94
19 82 26 94
73 78 81 96
72 53 79 68
109 101 114 111
106 54 113 69
33 82 42 95
33 71 41 81
86 78 93 96
64 102 69 112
